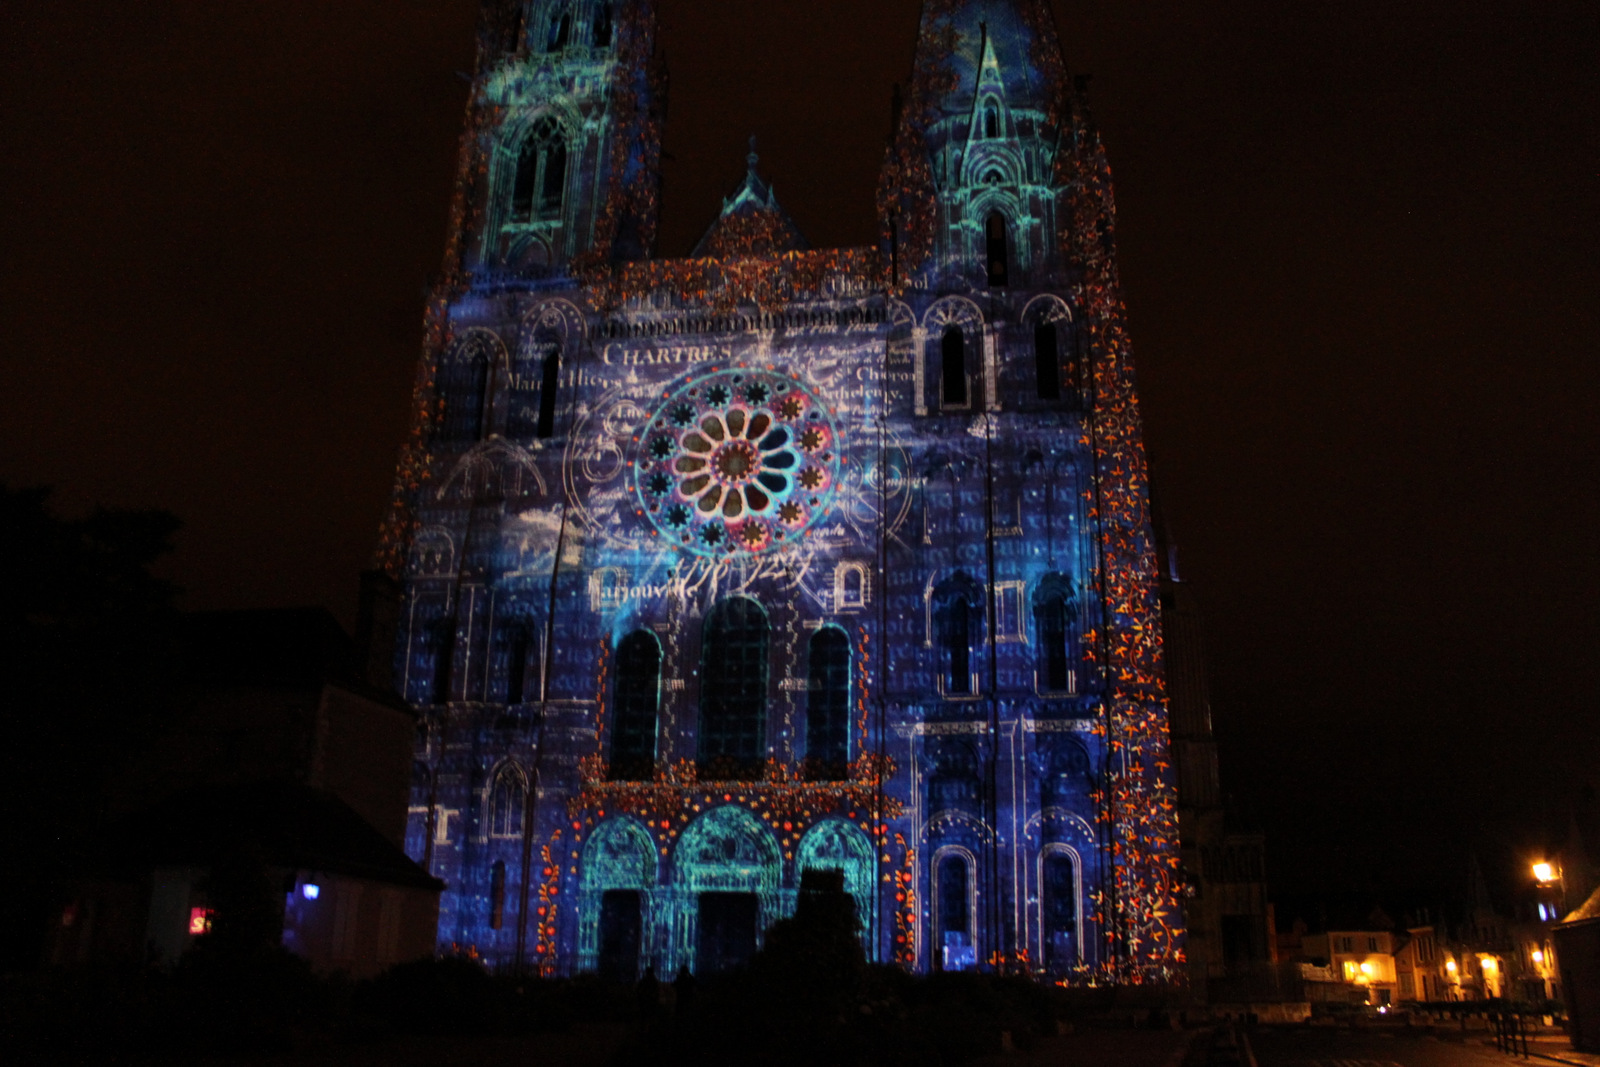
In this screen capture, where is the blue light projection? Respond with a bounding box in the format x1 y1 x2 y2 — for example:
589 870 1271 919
382 0 1184 984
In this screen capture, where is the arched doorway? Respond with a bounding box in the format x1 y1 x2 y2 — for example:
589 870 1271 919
671 806 782 974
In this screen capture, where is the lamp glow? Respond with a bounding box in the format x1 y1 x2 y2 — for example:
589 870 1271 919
301 883 321 900
1533 861 1558 885
1360 961 1375 975
1446 959 1457 973
1532 949 1544 963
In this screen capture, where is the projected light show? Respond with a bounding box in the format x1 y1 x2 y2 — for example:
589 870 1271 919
386 0 1184 984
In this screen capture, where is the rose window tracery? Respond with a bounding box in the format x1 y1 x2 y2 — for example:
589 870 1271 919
632 369 842 556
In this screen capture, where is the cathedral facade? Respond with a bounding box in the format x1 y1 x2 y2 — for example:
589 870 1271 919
377 0 1185 982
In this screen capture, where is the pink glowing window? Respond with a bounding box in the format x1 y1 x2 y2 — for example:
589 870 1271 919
188 907 213 935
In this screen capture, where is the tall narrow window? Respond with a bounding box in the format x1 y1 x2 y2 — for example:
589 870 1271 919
609 630 661 781
504 622 535 704
490 860 507 929
438 353 489 443
940 594 972 695
488 767 525 838
510 118 567 223
1033 576 1074 692
430 619 455 704
805 627 851 779
547 8 571 51
592 2 613 47
984 103 999 138
937 854 974 970
507 9 525 53
985 212 1009 287
940 326 967 407
1042 852 1076 970
1034 321 1061 400
698 597 769 779
536 347 560 438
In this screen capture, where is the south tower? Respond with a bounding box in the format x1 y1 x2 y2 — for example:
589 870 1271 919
376 0 1185 982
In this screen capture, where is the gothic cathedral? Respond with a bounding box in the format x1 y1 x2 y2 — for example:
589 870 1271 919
376 0 1185 982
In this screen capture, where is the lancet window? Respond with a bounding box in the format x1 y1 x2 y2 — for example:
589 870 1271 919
985 212 1008 287
511 117 568 223
1032 574 1075 693
546 7 571 51
698 597 769 779
805 626 851 779
487 766 526 838
592 3 613 48
609 630 661 781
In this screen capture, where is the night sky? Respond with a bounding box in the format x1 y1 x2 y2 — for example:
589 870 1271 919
3 0 1595 903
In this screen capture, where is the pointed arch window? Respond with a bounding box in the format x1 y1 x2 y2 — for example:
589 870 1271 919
985 212 1009 287
609 630 661 781
1033 574 1075 693
1034 320 1061 400
940 326 967 407
592 3 613 48
511 117 568 223
984 103 999 138
546 7 571 51
536 346 561 437
698 596 769 779
488 766 526 838
805 627 851 779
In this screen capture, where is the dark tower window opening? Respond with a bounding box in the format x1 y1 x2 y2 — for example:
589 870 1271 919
983 102 999 138
1034 320 1061 400
439 354 489 444
609 630 661 781
938 594 973 695
1033 575 1074 692
547 8 571 51
1042 852 1076 970
511 117 567 223
940 325 967 407
504 621 535 704
489 767 526 838
698 596 769 780
507 9 525 53
805 626 851 779
592 2 613 48
490 860 507 929
430 618 455 705
937 853 974 970
536 348 561 437
985 212 1009 287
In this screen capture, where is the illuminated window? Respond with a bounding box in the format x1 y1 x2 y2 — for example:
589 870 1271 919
940 326 967 407
805 627 851 779
609 630 661 781
592 3 613 48
188 907 213 936
536 347 561 437
1033 574 1075 693
1034 320 1060 400
488 766 525 838
490 860 507 929
985 212 1008 287
698 597 769 779
511 117 568 222
546 7 571 51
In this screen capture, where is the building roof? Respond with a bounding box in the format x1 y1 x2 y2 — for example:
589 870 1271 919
691 140 808 258
1564 884 1600 926
110 780 442 891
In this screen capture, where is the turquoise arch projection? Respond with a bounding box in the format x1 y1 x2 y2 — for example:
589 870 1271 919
387 0 1183 983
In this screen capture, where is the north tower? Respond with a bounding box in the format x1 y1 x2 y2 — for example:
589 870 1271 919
375 0 1185 982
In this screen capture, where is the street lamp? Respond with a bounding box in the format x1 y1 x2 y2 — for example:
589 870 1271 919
1533 861 1559 886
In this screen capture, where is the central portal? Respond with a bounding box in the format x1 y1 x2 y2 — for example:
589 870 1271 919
696 891 759 974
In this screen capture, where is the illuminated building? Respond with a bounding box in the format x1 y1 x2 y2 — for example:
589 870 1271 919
373 0 1184 980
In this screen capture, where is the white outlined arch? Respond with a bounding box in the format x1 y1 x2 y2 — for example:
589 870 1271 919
438 436 549 501
1035 843 1086 965
410 526 457 577
481 759 529 840
1021 293 1074 326
930 843 980 969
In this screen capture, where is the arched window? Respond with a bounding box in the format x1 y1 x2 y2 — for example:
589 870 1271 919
536 347 560 437
940 325 967 407
490 860 507 929
937 853 974 970
488 767 526 838
983 103 999 138
1034 320 1061 400
592 2 613 48
937 593 973 695
546 7 571 51
510 117 568 222
1042 851 1077 970
1033 574 1075 693
805 627 851 779
698 596 769 779
429 618 455 705
501 620 535 704
609 630 661 781
985 212 1008 287
438 351 489 444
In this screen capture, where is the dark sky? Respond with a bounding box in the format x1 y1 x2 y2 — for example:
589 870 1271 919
4 0 1596 902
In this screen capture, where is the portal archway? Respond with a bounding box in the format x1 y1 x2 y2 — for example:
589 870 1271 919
670 805 783 973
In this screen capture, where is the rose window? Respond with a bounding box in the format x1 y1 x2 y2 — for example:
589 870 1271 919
632 369 842 556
